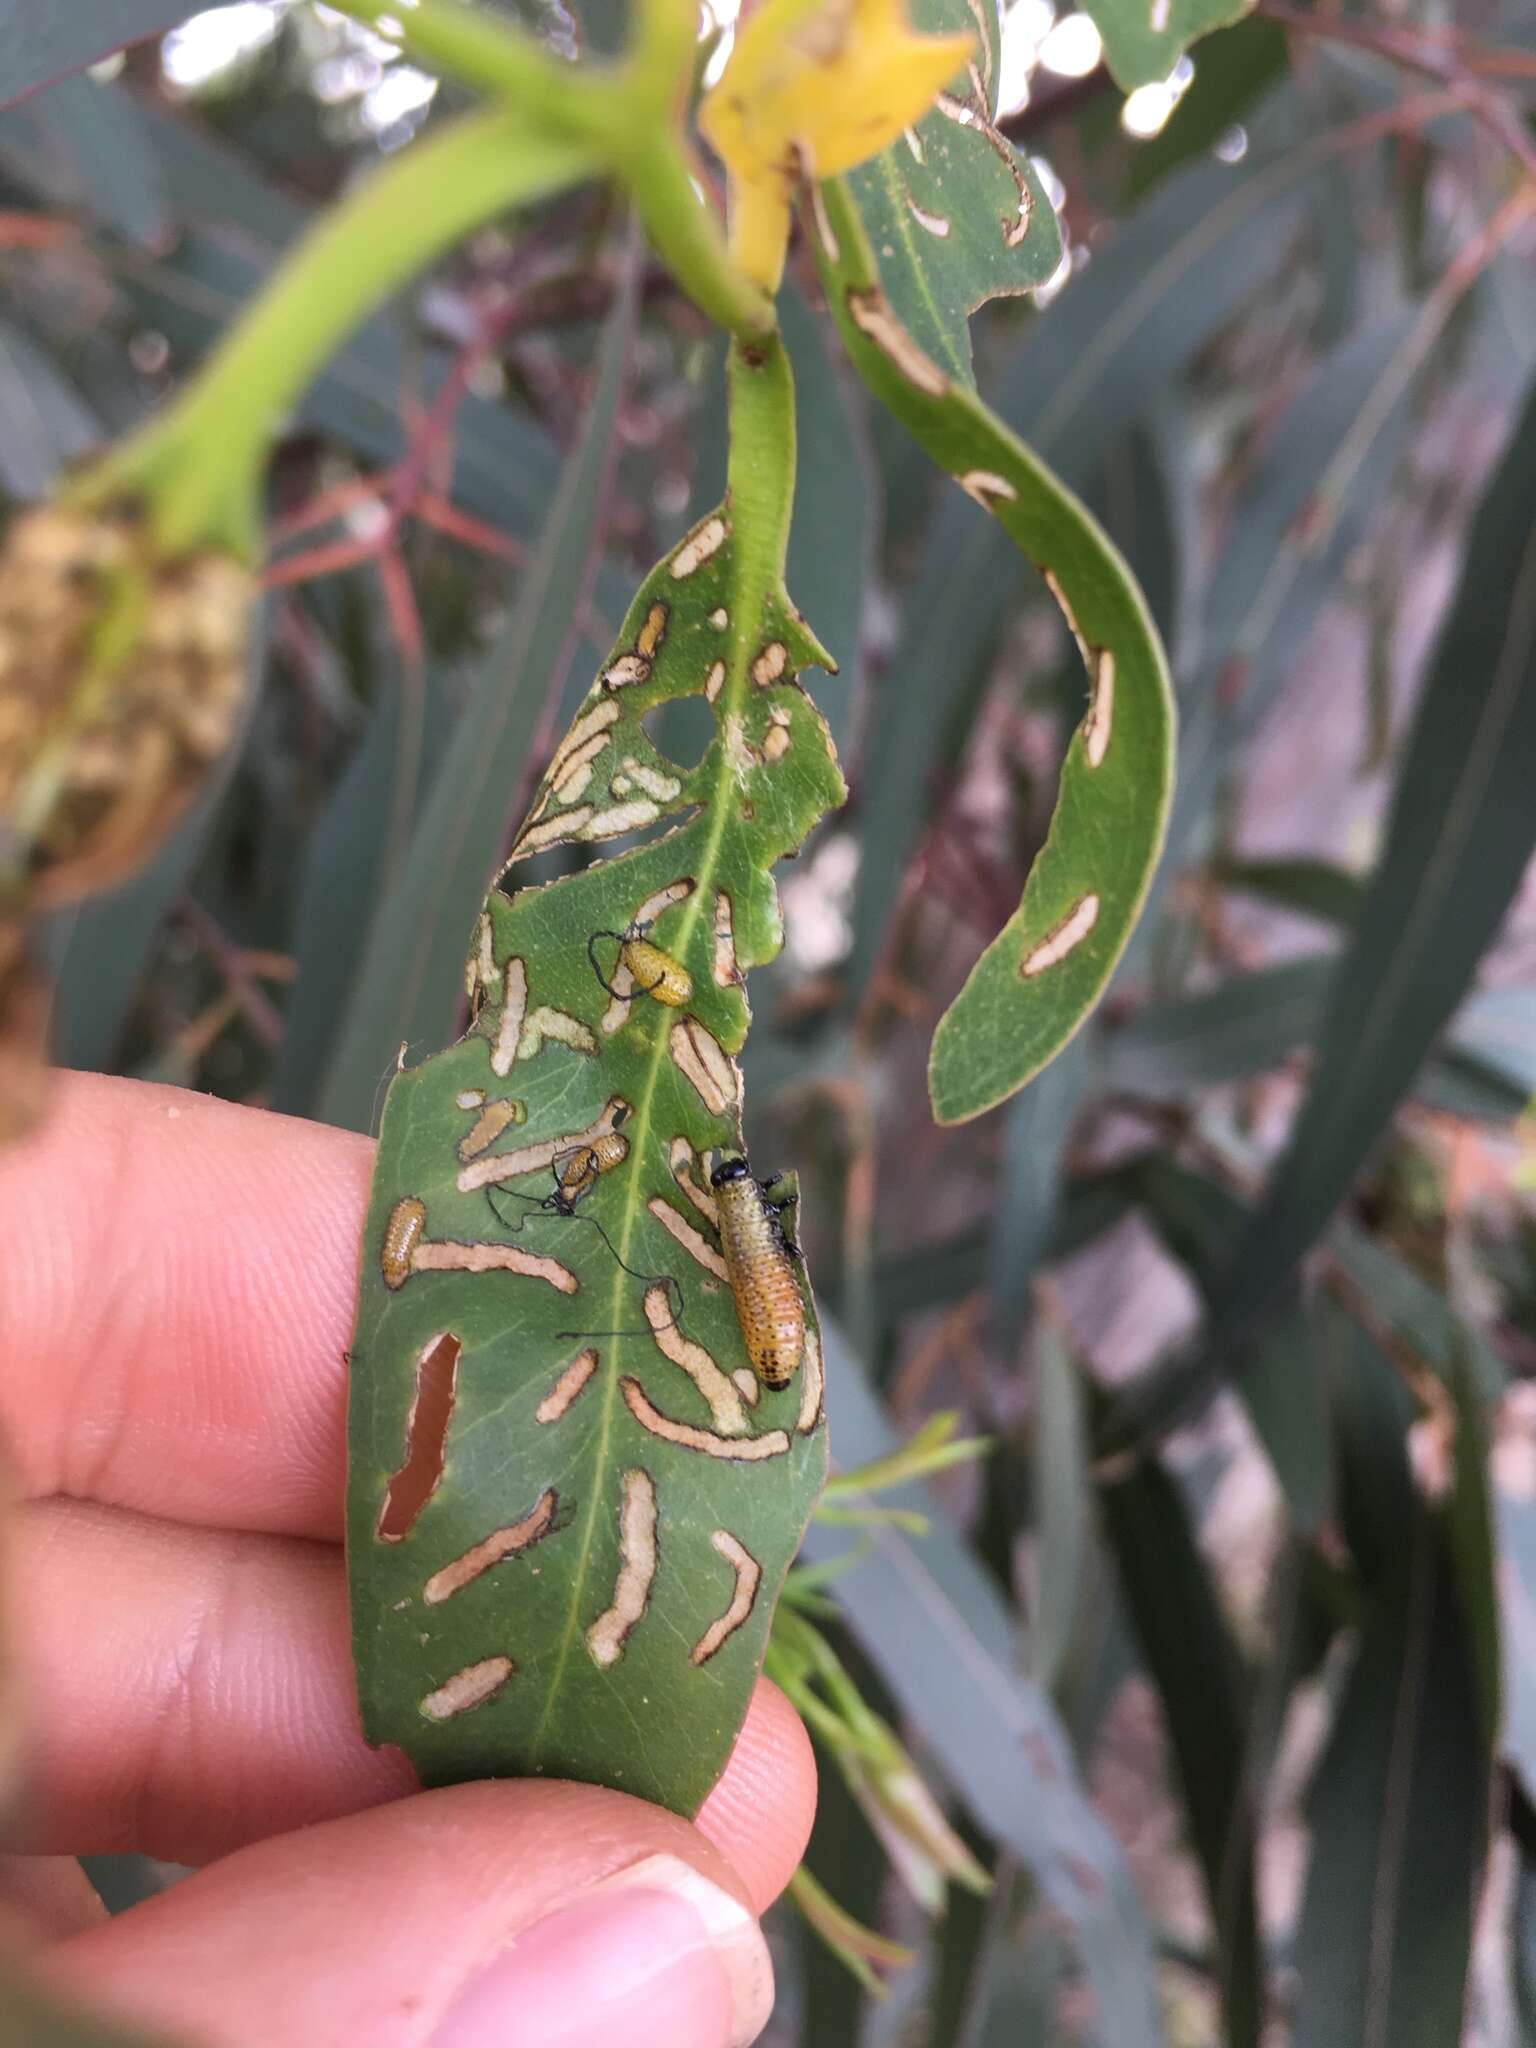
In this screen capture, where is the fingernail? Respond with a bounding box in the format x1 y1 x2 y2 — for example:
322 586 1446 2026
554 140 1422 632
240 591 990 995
430 1852 774 2048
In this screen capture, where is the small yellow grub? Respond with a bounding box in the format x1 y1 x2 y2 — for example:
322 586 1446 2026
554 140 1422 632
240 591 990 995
419 1656 514 1720
670 515 729 579
622 934 692 1007
586 1469 657 1668
555 1129 629 1206
458 1099 629 1194
636 601 669 659
762 722 791 762
381 1197 427 1289
751 641 788 687
457 1096 527 1161
1021 893 1100 977
690 1531 762 1665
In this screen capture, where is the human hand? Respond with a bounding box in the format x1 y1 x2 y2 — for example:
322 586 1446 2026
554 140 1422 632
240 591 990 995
0 1074 816 2047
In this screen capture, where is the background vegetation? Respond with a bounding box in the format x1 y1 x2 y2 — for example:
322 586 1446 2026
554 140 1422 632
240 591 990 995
5 1 1536 2041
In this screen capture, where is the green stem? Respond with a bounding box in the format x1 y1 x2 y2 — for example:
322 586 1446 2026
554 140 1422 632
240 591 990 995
324 0 774 338
75 108 593 558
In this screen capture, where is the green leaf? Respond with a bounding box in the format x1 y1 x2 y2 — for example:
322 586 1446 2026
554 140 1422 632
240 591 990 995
803 1321 1166 2047
1031 1322 1091 1693
844 0 1060 386
988 1037 1089 1352
1080 0 1255 92
35 73 171 247
1218 368 1536 1330
316 268 637 1134
1291 1307 1493 2048
1124 15 1289 197
844 101 1333 996
814 177 1174 1122
0 0 193 106
1213 855 1362 929
1097 1445 1263 2048
346 332 842 1815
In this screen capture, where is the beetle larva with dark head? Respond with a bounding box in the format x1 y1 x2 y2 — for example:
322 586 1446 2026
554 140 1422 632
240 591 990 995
709 1153 804 1388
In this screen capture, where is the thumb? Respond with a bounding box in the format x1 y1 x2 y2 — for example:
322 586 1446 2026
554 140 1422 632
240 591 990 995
43 1777 780 2048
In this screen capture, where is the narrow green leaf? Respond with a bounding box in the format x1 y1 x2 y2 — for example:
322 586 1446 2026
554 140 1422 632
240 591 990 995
0 0 193 105
1098 1448 1263 2048
1080 0 1254 91
988 1037 1089 1352
272 649 455 1118
347 331 842 1814
1292 1308 1491 2048
814 177 1174 1122
803 1321 1166 2048
1218 369 1536 1328
844 0 1060 386
317 267 637 1133
0 318 99 502
36 74 171 247
1031 1323 1091 1693
1213 855 1362 928
1100 957 1332 1094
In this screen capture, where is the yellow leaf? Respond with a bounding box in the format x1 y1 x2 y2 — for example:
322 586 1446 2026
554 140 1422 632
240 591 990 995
700 0 973 291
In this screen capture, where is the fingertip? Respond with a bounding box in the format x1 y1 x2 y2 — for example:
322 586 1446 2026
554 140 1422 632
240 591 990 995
694 1679 816 1915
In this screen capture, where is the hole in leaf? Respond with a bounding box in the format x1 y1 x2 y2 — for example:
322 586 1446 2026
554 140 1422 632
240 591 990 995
377 1331 461 1540
644 698 715 771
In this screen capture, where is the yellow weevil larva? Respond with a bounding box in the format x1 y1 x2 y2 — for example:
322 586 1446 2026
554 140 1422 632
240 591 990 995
620 933 693 1007
588 922 693 1008
709 1154 805 1388
381 1196 427 1290
554 1130 630 1211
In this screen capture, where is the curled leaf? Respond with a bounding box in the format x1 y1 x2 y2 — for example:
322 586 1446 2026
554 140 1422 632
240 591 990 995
700 0 972 289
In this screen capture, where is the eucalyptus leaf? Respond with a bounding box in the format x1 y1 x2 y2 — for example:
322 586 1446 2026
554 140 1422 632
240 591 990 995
814 177 1174 1122
0 0 194 106
1218 368 1536 1330
347 334 842 1813
844 0 1060 385
1080 0 1255 92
